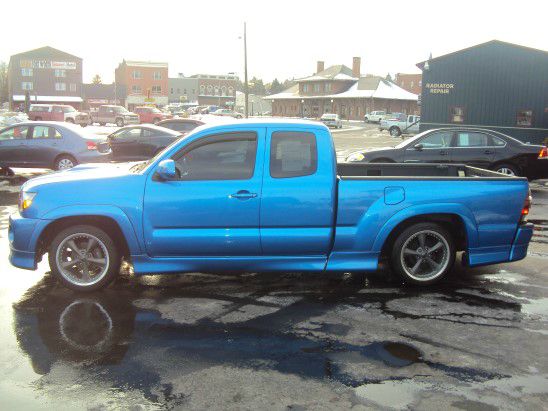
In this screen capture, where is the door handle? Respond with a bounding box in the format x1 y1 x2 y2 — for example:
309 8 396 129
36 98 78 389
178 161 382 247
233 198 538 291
439 150 448 156
484 150 494 155
229 190 257 200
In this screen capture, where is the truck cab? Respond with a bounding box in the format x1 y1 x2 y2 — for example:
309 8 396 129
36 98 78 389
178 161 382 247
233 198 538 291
93 105 140 127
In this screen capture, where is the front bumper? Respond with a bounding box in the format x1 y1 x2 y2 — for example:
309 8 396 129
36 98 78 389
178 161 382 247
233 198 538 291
8 213 41 270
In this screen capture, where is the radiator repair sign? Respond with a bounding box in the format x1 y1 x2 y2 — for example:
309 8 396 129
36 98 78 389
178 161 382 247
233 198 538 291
425 83 454 94
20 60 77 70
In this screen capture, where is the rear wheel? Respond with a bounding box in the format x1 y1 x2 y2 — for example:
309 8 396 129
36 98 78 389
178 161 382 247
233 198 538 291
116 118 124 127
153 117 160 124
492 163 519 177
391 223 455 285
54 155 77 170
389 127 402 137
48 225 120 292
99 122 106 126
364 117 369 123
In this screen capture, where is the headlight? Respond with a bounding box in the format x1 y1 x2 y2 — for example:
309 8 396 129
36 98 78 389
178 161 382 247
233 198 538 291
346 152 365 162
19 191 37 212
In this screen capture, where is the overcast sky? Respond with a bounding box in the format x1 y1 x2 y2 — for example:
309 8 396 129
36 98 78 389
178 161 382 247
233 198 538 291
3 0 547 84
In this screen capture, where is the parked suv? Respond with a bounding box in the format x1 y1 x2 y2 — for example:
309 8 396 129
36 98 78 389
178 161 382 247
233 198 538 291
134 106 171 124
91 105 139 127
363 111 387 123
28 104 90 127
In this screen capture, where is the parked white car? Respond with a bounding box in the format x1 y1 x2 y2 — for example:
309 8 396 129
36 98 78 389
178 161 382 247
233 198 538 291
364 111 387 123
320 113 342 128
212 109 243 119
380 114 421 137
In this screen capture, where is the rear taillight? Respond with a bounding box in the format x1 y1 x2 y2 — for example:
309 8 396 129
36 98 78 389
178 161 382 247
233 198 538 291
521 188 532 222
539 146 548 159
86 141 97 150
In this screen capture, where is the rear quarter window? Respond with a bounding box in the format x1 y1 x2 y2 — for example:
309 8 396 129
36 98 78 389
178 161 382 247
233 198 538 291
270 131 317 178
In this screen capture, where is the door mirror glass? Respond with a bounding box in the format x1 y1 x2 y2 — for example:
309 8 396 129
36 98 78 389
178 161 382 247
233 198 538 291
414 143 423 151
155 159 177 180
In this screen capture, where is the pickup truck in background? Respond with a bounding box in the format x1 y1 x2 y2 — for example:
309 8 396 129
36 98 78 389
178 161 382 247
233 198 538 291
134 106 171 124
90 105 140 127
364 111 387 123
29 104 90 127
9 119 533 292
380 114 421 137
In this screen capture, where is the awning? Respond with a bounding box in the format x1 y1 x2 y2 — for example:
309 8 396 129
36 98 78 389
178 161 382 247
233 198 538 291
12 95 84 103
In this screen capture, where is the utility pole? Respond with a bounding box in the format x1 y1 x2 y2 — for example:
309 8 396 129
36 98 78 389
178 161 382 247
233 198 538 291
244 22 249 118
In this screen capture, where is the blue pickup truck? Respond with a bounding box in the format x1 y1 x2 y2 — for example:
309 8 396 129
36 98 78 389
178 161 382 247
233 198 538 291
9 119 534 291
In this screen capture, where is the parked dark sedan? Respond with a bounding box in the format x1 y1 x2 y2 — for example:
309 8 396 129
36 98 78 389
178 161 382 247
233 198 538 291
103 124 183 162
346 128 548 179
0 121 109 172
156 118 204 134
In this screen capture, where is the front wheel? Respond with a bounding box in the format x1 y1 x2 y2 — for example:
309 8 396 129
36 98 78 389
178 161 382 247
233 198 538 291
391 223 455 285
48 225 120 292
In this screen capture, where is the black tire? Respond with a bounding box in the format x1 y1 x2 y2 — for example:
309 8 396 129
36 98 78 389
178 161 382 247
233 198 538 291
116 118 124 127
389 127 402 137
0 167 15 177
48 225 120 292
99 122 106 126
364 117 369 123
66 118 75 124
390 222 455 285
491 163 520 177
54 155 77 170
80 123 87 128
153 118 160 124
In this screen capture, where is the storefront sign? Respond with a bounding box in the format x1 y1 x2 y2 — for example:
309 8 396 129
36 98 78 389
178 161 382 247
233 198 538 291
19 60 77 70
425 83 454 94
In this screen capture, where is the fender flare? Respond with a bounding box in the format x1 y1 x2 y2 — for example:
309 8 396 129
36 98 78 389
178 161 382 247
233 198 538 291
371 203 479 253
33 205 143 255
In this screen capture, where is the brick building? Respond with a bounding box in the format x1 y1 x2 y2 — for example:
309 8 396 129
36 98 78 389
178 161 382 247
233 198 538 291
270 58 419 120
8 46 83 109
394 73 422 95
115 60 168 110
192 74 238 107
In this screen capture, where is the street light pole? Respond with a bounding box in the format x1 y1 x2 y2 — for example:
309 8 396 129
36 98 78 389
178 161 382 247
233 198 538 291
243 22 249 118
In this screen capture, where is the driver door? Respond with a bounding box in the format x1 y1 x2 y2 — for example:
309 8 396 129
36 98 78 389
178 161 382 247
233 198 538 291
143 129 265 257
404 130 454 163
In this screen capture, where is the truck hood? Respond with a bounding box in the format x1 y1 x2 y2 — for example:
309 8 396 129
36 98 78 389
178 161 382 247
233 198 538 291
22 162 141 192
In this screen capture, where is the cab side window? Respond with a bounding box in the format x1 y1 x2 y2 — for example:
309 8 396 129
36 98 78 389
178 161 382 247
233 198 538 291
0 125 30 140
175 132 257 180
270 131 317 178
31 126 61 139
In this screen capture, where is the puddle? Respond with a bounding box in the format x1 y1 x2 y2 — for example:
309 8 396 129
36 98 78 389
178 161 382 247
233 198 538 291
529 219 548 244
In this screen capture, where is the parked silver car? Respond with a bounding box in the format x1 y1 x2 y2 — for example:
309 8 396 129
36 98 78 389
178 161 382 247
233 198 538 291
320 113 342 129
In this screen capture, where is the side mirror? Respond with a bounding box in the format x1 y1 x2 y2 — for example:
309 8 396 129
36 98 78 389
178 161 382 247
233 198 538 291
414 143 423 151
155 159 176 181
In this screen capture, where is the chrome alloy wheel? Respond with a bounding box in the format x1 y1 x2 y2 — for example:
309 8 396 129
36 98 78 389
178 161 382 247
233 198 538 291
57 158 75 169
55 233 110 287
496 167 515 176
400 230 450 281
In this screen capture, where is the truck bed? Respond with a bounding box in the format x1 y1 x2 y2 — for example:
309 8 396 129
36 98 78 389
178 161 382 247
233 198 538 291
337 163 517 179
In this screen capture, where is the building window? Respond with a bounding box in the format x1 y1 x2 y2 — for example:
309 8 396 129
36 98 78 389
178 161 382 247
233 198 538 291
132 70 142 79
153 71 162 80
206 85 213 95
54 69 66 78
200 85 205 95
192 89 196 94
303 84 309 93
55 83 66 91
313 84 320 93
170 88 174 94
228 86 234 96
21 82 33 90
152 85 162 94
324 83 331 92
516 110 533 127
69 83 77 92
21 68 33 77
450 106 465 123
410 81 414 88
132 85 142 94
401 81 405 87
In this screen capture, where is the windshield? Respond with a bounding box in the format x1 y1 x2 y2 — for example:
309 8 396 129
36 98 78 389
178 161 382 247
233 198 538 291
129 132 192 173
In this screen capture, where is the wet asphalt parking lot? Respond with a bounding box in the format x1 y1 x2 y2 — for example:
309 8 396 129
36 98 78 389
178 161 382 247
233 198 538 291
0 123 547 410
